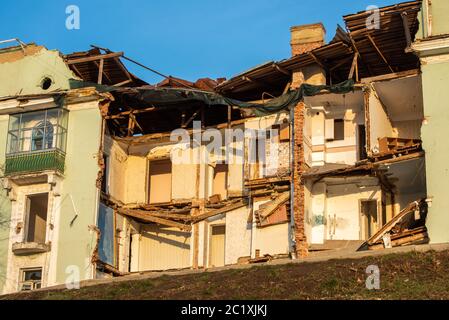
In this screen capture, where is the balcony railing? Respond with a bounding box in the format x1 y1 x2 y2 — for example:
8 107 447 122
4 149 65 176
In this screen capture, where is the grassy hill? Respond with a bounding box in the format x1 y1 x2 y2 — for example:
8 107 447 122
3 249 449 300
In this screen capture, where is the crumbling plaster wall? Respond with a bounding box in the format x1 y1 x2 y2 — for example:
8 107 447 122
224 206 252 265
0 45 78 98
252 199 289 256
244 112 290 178
3 182 57 294
308 176 381 243
104 135 128 202
304 99 364 167
367 89 395 154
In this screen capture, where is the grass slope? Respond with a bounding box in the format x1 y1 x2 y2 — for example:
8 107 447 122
3 250 449 300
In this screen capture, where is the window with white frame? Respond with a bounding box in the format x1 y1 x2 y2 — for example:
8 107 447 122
19 268 42 291
6 108 68 155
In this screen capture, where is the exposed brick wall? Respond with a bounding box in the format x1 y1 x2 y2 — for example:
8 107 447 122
293 102 309 258
291 41 324 56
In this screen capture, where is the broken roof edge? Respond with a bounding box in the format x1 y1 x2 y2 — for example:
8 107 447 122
302 150 425 180
342 0 422 21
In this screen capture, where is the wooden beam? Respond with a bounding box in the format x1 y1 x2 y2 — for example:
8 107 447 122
122 209 193 221
347 32 373 76
113 79 133 87
193 200 247 222
329 56 354 71
308 52 326 70
119 209 192 231
114 57 133 82
401 12 413 53
66 51 123 64
93 59 113 84
181 107 201 128
367 34 395 73
105 106 156 119
97 58 104 84
241 76 271 88
272 63 291 76
348 53 358 80
129 113 143 133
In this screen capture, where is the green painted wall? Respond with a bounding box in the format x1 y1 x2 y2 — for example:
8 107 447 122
417 0 449 39
0 45 77 99
420 61 449 243
0 116 11 293
54 105 102 284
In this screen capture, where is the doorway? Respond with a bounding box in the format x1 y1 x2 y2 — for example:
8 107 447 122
360 200 378 240
209 225 226 267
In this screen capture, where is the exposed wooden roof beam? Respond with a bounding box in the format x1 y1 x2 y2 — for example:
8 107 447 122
93 59 113 84
272 63 291 76
308 52 326 70
367 34 395 73
66 51 124 64
181 107 201 128
97 58 104 84
401 12 413 53
105 106 157 119
118 208 192 231
241 76 271 88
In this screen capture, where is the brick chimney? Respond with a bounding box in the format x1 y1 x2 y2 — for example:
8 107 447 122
290 23 326 56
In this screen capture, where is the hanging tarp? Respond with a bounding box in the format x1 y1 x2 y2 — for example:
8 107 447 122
222 79 355 116
69 78 355 117
97 203 115 266
111 79 355 116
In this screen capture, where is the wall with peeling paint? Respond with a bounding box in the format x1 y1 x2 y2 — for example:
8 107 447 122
0 45 78 99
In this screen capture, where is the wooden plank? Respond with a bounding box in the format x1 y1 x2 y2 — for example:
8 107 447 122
118 209 192 231
66 52 123 64
365 200 423 246
367 34 395 73
348 53 358 80
97 58 104 84
194 201 247 222
401 12 412 52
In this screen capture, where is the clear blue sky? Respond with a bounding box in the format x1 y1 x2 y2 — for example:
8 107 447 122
1 0 401 84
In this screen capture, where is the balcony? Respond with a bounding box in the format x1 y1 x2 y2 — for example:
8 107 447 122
12 242 51 255
5 108 68 176
5 149 65 176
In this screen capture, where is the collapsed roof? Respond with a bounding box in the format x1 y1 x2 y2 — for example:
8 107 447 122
216 0 422 101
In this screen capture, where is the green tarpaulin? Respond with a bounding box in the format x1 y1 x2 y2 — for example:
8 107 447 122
69 78 355 116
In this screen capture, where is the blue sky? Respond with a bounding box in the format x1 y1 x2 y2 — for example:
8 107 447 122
1 0 401 84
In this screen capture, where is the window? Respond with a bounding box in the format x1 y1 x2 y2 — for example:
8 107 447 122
7 108 68 155
325 118 345 141
334 119 345 141
19 268 42 291
213 164 228 200
148 159 172 204
25 193 48 244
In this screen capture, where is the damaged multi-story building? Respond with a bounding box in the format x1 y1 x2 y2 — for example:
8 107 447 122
0 0 446 294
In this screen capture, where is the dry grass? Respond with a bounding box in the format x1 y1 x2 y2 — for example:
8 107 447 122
3 250 449 300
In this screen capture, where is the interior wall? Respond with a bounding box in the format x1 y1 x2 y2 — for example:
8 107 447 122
309 177 381 243
224 207 252 265
104 135 128 202
252 199 289 256
367 89 395 154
